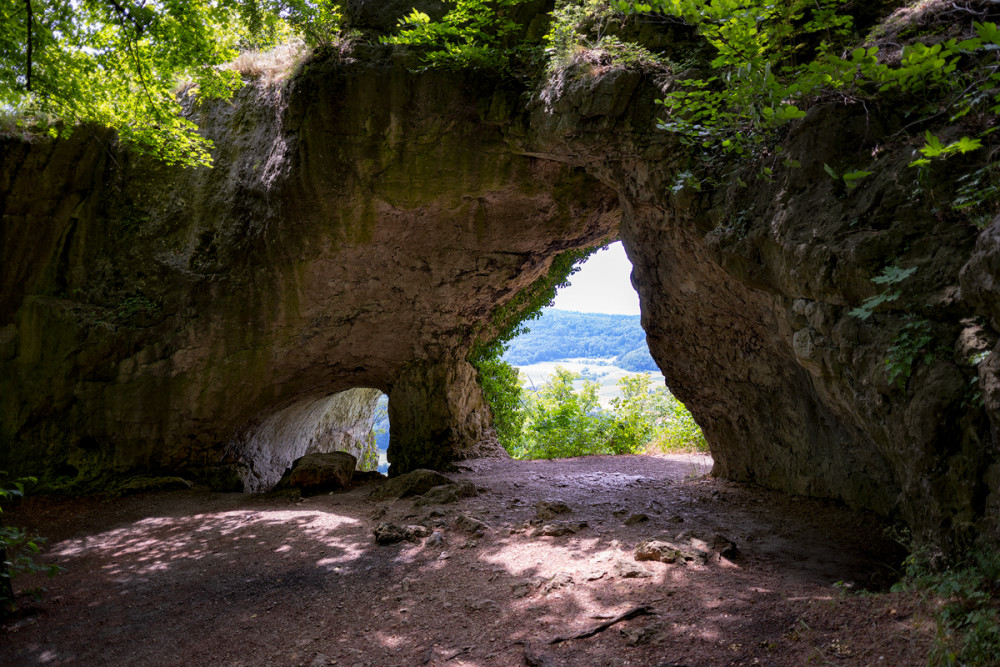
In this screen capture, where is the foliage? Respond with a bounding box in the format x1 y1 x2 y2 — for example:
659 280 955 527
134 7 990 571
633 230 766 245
469 244 602 452
610 0 1000 169
0 0 342 167
381 0 527 71
893 548 1000 666
646 388 708 453
1 473 62 618
501 309 658 372
848 264 917 321
512 368 707 459
476 357 528 453
885 317 936 390
544 0 666 73
514 367 615 458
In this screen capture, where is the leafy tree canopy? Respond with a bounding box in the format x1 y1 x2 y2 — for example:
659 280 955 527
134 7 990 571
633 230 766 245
0 0 341 167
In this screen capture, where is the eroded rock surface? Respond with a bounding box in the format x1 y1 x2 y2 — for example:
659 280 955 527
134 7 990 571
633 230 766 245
2 25 999 550
0 46 617 490
514 56 998 549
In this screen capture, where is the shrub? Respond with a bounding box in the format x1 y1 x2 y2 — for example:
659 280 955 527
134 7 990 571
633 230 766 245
1 473 62 618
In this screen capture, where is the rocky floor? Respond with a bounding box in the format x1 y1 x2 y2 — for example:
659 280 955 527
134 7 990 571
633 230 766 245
1 454 936 666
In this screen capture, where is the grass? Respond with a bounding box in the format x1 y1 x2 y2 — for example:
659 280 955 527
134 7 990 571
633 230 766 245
225 40 310 85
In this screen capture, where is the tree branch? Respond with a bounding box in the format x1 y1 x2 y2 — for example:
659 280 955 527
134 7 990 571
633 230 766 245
25 0 32 92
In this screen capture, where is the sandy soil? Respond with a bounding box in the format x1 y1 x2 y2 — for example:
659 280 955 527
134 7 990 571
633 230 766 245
1 454 937 666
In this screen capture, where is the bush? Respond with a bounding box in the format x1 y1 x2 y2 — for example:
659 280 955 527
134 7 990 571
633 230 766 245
894 548 1000 665
1 473 62 618
513 368 708 459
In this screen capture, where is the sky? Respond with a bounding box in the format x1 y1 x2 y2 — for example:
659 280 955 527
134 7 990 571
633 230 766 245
549 241 641 315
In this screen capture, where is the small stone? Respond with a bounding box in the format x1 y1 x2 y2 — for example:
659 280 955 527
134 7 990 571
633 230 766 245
426 530 445 546
468 598 500 613
635 539 682 563
453 514 489 535
667 514 684 523
542 572 574 594
413 481 479 507
535 500 572 520
309 653 330 667
624 512 649 526
613 559 652 579
534 521 588 537
620 626 659 646
373 522 408 545
635 537 710 564
404 524 431 540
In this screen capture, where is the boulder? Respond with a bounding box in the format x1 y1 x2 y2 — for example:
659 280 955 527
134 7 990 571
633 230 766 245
274 452 356 495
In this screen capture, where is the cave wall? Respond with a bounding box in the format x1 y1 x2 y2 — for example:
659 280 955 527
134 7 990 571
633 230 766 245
515 61 998 549
2 32 998 549
0 46 619 489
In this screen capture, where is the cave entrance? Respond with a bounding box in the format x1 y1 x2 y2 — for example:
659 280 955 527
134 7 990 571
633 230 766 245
232 387 387 492
502 240 708 456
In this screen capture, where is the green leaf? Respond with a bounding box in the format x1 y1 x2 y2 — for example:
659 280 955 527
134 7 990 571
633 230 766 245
842 170 873 189
823 163 840 180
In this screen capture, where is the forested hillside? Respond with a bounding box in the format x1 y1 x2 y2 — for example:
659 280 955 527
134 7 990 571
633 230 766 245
502 309 658 372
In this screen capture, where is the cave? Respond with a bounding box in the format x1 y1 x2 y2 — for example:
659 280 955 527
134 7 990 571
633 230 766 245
2 24 999 554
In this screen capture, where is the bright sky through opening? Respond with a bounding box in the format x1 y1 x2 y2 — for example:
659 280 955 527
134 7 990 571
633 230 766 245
550 241 640 315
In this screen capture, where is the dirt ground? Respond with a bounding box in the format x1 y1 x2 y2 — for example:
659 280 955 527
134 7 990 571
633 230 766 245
1 454 938 666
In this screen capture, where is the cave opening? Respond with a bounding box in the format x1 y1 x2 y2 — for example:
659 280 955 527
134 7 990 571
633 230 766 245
504 240 708 458
230 387 387 492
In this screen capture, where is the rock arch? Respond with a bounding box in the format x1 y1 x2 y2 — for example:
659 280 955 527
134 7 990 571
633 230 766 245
2 44 998 549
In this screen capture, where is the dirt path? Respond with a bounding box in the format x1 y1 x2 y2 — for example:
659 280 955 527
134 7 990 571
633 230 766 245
2 454 935 666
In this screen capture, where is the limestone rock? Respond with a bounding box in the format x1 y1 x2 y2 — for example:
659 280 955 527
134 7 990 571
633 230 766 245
613 560 652 579
535 500 572 520
4 23 1000 552
453 514 489 535
373 522 430 545
541 572 574 594
534 521 588 537
369 469 454 501
413 481 479 507
634 540 692 564
373 522 409 545
274 452 356 495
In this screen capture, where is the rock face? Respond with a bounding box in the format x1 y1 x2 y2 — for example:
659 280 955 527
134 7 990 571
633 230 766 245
0 46 618 490
2 32 999 549
231 388 380 491
518 61 998 549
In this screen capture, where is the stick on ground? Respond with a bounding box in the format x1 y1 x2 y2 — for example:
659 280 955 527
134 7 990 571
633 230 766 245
547 604 656 644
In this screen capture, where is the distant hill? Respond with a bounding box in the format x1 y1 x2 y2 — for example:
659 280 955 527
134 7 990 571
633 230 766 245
501 309 659 372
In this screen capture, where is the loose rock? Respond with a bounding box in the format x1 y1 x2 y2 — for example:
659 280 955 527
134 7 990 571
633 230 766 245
613 559 653 579
535 500 572 520
453 514 489 535
413 481 479 507
369 469 454 501
534 521 588 537
373 522 409 545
